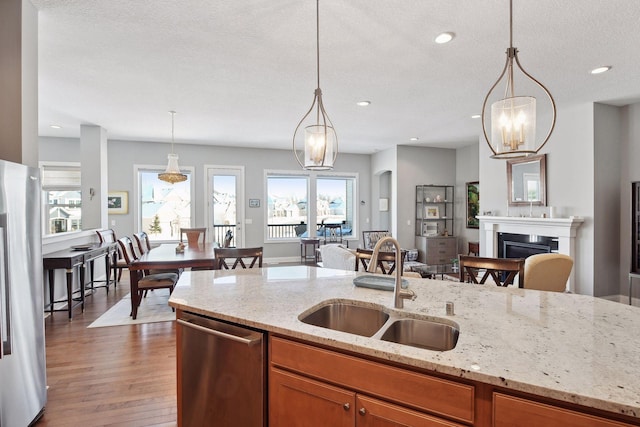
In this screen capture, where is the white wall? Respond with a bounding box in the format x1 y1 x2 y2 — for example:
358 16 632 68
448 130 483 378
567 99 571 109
396 146 456 251
42 137 372 260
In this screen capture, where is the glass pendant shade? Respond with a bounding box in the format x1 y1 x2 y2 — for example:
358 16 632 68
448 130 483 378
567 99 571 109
304 124 336 169
158 153 187 184
490 96 536 157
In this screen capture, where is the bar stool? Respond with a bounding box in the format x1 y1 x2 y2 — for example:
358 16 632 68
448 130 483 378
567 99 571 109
300 238 320 264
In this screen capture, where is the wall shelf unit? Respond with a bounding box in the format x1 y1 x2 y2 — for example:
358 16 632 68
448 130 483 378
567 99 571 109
415 185 457 265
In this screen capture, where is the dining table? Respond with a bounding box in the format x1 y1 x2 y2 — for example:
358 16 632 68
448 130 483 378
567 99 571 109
128 243 219 319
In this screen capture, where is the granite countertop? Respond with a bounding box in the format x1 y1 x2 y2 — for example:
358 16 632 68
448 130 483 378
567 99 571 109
168 265 640 419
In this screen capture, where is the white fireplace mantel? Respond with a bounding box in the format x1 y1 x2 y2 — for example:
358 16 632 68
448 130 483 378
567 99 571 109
477 215 585 292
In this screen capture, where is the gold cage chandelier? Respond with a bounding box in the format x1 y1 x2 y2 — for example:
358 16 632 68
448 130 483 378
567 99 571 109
481 0 557 159
158 110 187 184
292 0 338 170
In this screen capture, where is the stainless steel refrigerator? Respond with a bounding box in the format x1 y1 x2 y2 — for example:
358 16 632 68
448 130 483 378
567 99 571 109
0 159 47 426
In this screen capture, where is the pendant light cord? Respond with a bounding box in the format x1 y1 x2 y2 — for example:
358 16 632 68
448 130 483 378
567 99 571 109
316 0 320 90
169 110 176 154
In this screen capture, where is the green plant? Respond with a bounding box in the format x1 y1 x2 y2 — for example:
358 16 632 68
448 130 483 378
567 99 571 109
148 214 162 234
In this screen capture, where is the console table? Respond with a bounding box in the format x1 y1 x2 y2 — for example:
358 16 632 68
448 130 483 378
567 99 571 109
43 242 117 320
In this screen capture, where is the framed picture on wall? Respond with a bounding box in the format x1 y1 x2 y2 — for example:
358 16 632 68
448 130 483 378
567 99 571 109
466 181 480 229
108 191 128 215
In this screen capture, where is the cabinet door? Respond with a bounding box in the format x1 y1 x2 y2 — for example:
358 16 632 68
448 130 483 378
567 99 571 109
356 395 465 427
493 393 635 427
270 368 354 427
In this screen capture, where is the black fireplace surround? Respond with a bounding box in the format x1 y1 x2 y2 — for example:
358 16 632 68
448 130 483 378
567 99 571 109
498 232 559 259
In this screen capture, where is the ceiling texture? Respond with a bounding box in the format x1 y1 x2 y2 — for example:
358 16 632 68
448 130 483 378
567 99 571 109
33 0 640 155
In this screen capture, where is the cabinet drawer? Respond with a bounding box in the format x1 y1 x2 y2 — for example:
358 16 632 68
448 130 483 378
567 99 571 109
426 238 457 251
271 336 474 424
493 393 635 427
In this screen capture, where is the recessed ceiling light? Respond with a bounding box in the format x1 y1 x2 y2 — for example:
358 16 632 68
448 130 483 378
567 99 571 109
50 125 62 129
435 32 455 44
471 114 481 119
409 137 419 141
590 66 612 75
356 101 371 106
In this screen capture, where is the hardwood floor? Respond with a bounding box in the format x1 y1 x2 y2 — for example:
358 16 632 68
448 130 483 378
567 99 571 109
36 276 177 427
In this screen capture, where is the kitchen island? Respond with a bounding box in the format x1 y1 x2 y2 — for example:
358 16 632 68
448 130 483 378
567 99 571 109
168 265 640 426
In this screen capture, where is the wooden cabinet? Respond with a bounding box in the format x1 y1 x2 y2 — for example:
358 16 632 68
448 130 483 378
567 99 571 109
270 336 472 426
493 393 636 427
270 368 353 427
270 367 464 427
416 235 458 265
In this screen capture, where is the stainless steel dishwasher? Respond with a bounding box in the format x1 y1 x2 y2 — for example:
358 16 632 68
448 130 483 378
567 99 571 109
176 311 266 427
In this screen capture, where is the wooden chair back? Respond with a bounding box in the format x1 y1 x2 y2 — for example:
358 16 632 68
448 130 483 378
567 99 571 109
355 248 405 275
215 247 263 269
524 253 573 292
96 229 117 243
133 231 152 255
361 230 392 251
180 227 207 246
458 255 525 287
117 236 139 265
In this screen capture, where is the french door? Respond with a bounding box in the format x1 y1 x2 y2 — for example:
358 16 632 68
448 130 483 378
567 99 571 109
205 166 244 248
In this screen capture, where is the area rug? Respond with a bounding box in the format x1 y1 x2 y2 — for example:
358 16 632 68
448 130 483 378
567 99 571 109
88 291 175 328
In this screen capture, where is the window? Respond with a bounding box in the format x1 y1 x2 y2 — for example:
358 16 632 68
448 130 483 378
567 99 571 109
266 174 309 240
41 163 82 235
137 167 193 241
266 171 358 241
317 176 355 237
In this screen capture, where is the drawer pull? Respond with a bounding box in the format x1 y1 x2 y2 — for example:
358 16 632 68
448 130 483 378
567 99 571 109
343 403 350 411
359 408 366 416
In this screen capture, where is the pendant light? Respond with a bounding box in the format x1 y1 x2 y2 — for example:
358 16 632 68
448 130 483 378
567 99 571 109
293 0 338 170
158 111 187 184
481 0 556 159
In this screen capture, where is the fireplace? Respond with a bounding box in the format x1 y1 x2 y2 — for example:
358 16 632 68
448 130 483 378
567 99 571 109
498 232 558 259
477 216 584 292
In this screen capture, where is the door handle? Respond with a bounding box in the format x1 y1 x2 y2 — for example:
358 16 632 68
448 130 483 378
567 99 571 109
177 319 262 346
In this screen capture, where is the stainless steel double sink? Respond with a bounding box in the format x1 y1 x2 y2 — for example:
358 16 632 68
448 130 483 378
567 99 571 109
298 300 459 351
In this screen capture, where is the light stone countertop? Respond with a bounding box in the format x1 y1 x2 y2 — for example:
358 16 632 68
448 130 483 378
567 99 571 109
168 265 640 419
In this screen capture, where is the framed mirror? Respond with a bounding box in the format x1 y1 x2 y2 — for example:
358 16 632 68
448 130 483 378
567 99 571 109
507 154 546 206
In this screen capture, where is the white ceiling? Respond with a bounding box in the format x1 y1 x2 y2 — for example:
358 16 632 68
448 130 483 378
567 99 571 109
33 0 640 155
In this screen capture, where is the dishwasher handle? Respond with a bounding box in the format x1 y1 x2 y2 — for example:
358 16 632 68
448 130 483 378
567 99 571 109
177 318 262 346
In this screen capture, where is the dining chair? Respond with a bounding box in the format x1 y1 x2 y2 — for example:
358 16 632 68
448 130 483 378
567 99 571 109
215 247 263 269
96 228 127 285
117 236 179 315
355 248 406 275
523 253 573 292
458 255 525 287
361 230 392 251
180 227 207 246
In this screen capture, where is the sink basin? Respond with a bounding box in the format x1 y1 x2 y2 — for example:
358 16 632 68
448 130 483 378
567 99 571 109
379 318 459 351
299 302 389 337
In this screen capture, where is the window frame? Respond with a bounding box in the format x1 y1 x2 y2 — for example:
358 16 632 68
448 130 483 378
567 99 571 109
264 169 358 243
39 161 82 236
133 163 196 242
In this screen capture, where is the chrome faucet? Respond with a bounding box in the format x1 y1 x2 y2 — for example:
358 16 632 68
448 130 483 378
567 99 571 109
368 236 417 308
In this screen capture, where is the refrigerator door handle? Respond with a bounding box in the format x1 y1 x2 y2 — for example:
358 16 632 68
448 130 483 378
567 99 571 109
0 214 11 357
